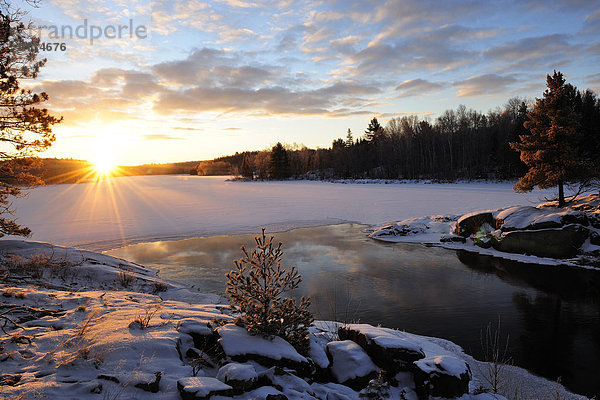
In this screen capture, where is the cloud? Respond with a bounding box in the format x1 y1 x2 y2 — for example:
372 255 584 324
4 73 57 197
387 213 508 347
582 10 600 33
484 34 582 70
142 134 185 141
454 74 518 97
154 82 380 116
395 79 445 97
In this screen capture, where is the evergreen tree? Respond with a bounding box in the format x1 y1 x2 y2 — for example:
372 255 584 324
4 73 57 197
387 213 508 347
510 71 580 207
345 128 353 147
269 142 290 179
364 117 383 141
225 229 313 354
578 89 600 193
0 1 62 236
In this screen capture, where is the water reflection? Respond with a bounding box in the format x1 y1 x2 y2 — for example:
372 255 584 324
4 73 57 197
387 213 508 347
106 223 600 397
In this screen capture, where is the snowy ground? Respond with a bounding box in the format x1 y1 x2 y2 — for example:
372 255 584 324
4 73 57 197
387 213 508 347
2 175 555 251
0 241 588 400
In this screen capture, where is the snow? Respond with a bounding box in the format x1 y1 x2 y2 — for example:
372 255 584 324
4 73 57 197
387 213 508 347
495 205 578 230
0 238 589 399
216 363 257 383
326 340 378 383
1 175 554 251
217 324 308 363
177 376 232 396
414 355 470 378
342 324 425 354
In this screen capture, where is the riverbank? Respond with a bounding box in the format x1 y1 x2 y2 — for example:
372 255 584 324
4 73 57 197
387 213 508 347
0 240 589 399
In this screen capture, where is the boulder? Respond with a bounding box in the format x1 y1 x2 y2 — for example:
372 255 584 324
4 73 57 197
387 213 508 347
0 374 21 386
133 371 161 393
178 319 224 361
326 340 378 390
216 363 258 393
177 377 234 400
440 234 466 243
217 324 313 377
338 324 425 372
413 355 471 399
494 224 589 258
496 206 589 232
260 366 315 397
455 212 495 237
590 231 600 246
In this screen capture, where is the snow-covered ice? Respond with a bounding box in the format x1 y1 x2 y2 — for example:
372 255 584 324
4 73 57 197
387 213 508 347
1 175 554 250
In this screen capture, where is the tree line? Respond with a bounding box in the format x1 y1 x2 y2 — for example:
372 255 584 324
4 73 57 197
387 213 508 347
198 82 599 190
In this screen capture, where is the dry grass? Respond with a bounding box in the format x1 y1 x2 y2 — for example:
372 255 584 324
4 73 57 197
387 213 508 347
118 271 135 288
132 304 161 329
1 248 84 283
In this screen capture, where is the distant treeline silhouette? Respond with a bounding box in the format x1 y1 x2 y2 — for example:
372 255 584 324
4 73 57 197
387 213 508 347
32 159 199 184
195 99 535 180
196 86 600 182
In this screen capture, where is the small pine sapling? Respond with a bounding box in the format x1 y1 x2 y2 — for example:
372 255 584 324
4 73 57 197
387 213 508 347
225 229 313 354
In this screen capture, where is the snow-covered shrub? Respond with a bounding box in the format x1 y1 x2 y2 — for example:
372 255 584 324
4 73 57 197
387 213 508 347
225 229 313 354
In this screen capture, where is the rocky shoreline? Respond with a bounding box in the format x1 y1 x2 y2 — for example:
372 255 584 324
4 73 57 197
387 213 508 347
369 194 600 269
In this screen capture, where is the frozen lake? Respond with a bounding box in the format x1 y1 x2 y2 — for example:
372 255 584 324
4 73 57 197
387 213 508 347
5 175 554 250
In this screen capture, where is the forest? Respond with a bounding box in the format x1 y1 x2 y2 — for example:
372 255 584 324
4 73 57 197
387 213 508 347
196 87 599 184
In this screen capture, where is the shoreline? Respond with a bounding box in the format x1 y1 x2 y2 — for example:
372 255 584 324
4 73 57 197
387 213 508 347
0 239 591 399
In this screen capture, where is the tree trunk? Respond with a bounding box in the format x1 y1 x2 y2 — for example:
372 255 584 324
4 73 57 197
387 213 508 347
558 179 565 207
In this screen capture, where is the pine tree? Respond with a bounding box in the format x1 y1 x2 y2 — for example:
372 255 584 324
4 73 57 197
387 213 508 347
345 128 353 147
364 117 383 141
225 229 313 354
510 71 580 207
0 1 62 236
269 142 290 179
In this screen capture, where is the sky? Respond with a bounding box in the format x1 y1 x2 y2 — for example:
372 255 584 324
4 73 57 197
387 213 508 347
15 0 600 165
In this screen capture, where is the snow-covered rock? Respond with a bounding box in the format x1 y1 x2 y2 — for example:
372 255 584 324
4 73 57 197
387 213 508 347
338 324 426 372
177 376 233 399
326 340 378 389
414 355 471 398
216 363 258 393
217 324 312 376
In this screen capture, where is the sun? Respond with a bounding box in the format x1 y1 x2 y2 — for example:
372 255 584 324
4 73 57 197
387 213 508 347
92 140 117 177
93 157 116 175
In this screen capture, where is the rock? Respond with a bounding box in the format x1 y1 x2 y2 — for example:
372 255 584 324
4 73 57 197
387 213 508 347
217 363 258 393
0 374 21 386
456 212 495 237
177 377 234 400
496 206 590 232
338 324 425 372
590 231 600 246
97 374 120 383
308 331 331 382
217 324 313 377
440 234 466 243
413 355 471 399
89 380 103 394
266 395 288 400
260 367 315 397
494 224 589 258
311 382 359 400
326 340 378 390
178 319 225 361
134 371 161 393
